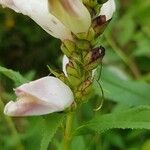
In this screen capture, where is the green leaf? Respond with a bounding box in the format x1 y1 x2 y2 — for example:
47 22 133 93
40 113 65 150
117 17 135 46
94 68 150 106
133 33 150 56
0 66 27 85
74 106 150 135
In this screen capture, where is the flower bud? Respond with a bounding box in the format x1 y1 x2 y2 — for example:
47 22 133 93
75 79 92 101
61 40 76 57
99 0 116 21
92 15 110 36
84 46 105 71
4 77 74 116
66 61 79 77
66 62 78 77
47 66 67 83
64 60 82 87
76 39 91 50
62 55 81 77
92 0 116 35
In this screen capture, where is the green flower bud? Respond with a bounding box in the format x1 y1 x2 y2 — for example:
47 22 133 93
76 39 91 50
47 65 68 83
82 0 97 7
75 32 89 40
66 61 81 87
82 0 99 15
64 40 76 52
75 27 95 41
66 62 78 77
86 28 96 41
61 40 76 57
75 79 92 101
61 44 71 57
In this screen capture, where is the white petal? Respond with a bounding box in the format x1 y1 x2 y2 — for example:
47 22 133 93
16 77 74 109
4 77 74 116
48 0 91 34
62 55 69 77
4 95 60 116
0 0 72 40
99 0 116 21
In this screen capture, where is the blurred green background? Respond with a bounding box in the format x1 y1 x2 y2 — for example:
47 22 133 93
0 0 150 150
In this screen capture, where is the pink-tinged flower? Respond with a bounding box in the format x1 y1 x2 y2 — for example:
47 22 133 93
99 0 116 21
0 0 72 40
4 77 74 116
48 0 91 34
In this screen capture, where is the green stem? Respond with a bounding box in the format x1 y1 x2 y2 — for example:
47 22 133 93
63 112 74 150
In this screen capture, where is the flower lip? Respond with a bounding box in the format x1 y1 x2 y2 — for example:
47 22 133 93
4 76 74 116
4 97 59 116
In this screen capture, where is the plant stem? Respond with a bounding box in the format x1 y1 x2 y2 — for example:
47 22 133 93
63 112 74 150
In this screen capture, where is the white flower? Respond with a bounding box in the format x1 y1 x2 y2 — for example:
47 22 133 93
0 0 72 40
4 76 74 116
99 0 116 21
62 55 69 77
0 0 116 40
48 0 91 34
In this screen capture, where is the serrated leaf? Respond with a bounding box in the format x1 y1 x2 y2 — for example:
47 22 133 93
40 113 65 150
74 106 150 135
0 66 27 85
94 68 150 106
